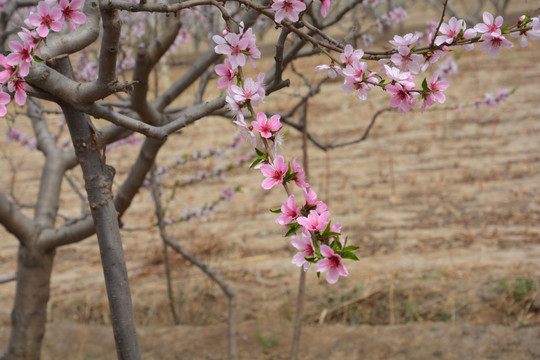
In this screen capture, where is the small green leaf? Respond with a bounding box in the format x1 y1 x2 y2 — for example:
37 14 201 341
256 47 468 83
316 271 321 279
285 223 299 237
343 245 360 252
341 252 360 261
250 157 263 168
421 78 428 92
33 55 44 63
269 207 281 213
255 148 265 156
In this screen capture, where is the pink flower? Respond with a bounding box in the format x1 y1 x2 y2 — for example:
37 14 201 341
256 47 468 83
388 7 408 23
389 32 420 51
276 194 299 226
434 17 464 46
383 64 414 84
0 90 10 116
271 0 306 24
27 1 63 38
419 49 447 73
315 245 349 284
303 188 327 213
18 28 41 54
260 155 288 190
386 81 417 113
0 55 17 83
59 0 86 31
342 59 377 100
510 17 540 47
229 74 266 107
390 46 423 74
6 41 33 77
340 44 364 66
213 23 260 68
474 11 503 37
297 210 330 233
8 77 27 106
320 0 331 18
421 72 449 112
215 58 236 89
252 112 282 139
478 33 513 58
314 64 339 78
291 231 315 271
291 158 309 189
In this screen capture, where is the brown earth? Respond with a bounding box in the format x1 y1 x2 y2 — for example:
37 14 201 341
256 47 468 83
1 2 540 360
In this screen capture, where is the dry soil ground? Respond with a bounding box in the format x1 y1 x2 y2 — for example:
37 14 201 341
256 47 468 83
1 2 540 360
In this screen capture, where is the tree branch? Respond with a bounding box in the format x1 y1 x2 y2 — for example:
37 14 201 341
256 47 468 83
0 191 36 246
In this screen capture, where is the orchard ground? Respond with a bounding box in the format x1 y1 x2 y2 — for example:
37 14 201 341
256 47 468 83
1 3 540 360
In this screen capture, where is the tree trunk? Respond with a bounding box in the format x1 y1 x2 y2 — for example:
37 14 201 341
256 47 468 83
56 65 141 359
6 245 55 360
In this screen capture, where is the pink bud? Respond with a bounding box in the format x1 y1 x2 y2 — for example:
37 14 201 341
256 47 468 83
222 29 228 36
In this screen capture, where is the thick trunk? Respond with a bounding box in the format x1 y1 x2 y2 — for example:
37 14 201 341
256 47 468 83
6 246 55 360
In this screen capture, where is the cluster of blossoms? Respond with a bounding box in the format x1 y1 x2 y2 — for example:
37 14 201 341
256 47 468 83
474 88 512 110
315 11 540 114
0 0 86 116
270 0 331 23
213 21 357 286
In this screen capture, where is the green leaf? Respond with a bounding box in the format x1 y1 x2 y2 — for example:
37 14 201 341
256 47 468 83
285 223 299 237
421 78 428 92
255 148 265 156
250 157 264 168
283 171 298 182
269 207 281 213
343 245 360 252
341 252 360 261
33 55 44 63
316 271 321 279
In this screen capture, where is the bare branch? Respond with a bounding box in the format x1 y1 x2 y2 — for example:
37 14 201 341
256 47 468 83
131 15 182 124
0 191 36 245
26 61 136 105
0 274 16 285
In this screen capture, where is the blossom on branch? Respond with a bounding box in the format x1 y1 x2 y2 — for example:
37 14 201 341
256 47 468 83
59 0 86 31
474 11 504 37
291 231 316 271
271 0 306 24
297 210 330 233
260 155 288 190
315 245 349 284
27 1 63 38
276 194 300 226
252 112 282 139
478 33 513 58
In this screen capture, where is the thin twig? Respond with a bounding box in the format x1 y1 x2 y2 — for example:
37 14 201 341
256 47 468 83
431 0 449 48
0 274 16 285
150 166 180 325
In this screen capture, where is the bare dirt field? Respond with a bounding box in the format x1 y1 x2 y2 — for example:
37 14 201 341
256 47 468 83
1 3 540 360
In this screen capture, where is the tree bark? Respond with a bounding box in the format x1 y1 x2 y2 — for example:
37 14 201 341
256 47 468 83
6 245 55 360
57 57 141 359
60 101 141 359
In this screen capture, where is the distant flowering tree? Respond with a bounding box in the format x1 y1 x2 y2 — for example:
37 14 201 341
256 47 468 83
0 1 539 360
